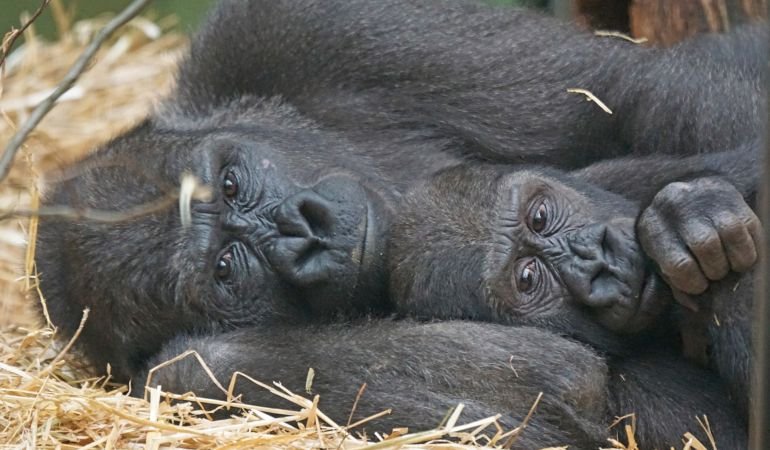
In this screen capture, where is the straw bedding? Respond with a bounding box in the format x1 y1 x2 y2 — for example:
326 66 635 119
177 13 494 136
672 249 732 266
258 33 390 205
0 11 710 450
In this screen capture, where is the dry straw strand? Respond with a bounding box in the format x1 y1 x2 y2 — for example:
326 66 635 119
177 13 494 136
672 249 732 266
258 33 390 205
0 0 153 181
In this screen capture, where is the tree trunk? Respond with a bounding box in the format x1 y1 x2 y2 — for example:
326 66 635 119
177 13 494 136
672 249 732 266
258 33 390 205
568 0 767 46
628 0 767 46
571 0 631 32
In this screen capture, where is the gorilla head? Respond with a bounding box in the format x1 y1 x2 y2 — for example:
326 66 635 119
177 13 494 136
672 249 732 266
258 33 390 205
387 163 673 350
36 99 391 378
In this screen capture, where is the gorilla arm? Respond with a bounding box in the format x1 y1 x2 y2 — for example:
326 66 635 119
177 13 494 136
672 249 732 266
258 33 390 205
172 0 763 167
138 321 609 448
140 321 749 448
573 142 760 204
575 147 760 418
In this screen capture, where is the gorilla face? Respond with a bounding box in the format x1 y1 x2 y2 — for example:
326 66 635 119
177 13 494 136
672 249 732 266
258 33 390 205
36 112 391 377
177 133 389 323
388 164 672 349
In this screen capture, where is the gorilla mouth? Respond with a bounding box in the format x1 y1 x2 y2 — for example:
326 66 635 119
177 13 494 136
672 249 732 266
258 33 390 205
348 191 389 312
355 194 386 283
357 200 377 270
638 271 656 303
624 270 667 332
588 263 668 334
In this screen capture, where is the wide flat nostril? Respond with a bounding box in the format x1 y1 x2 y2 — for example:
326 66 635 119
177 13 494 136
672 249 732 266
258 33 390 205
273 195 310 236
298 197 334 236
267 237 328 285
275 191 336 238
275 203 311 238
559 224 615 306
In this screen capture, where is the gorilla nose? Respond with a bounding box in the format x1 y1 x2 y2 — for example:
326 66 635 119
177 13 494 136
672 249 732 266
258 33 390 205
560 223 626 308
275 191 335 239
266 176 368 287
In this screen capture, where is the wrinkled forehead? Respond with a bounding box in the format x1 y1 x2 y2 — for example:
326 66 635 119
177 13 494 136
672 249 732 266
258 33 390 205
179 131 322 185
417 165 585 211
498 170 598 212
404 164 637 238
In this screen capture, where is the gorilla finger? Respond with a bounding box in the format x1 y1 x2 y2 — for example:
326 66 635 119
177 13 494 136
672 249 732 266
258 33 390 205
744 211 763 258
637 209 670 258
671 287 700 312
652 238 709 295
716 214 758 272
663 256 709 294
681 220 729 281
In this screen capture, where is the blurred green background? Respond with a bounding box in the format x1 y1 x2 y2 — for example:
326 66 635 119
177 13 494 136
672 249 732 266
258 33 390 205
1 0 552 40
1 0 217 38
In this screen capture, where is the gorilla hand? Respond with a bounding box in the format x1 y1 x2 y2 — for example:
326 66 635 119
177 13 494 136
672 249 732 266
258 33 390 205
637 177 760 301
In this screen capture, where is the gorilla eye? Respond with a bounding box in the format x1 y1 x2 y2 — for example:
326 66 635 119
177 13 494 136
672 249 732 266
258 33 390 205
515 260 539 293
215 250 234 280
223 170 238 199
530 202 548 233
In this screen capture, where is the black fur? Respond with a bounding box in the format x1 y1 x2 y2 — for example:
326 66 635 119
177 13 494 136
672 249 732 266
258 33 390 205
143 321 610 448
34 1 763 447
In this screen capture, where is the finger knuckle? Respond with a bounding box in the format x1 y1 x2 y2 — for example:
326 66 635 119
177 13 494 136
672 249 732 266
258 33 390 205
662 256 697 277
689 230 719 252
744 214 761 231
731 248 758 271
653 182 691 207
721 221 749 242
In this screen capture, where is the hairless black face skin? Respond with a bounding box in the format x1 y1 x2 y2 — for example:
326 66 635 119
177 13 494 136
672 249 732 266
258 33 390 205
178 134 389 322
34 0 766 447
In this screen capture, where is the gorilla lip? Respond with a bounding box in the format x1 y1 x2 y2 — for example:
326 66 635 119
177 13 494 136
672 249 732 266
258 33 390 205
628 271 663 331
346 195 390 312
356 199 379 275
359 201 372 264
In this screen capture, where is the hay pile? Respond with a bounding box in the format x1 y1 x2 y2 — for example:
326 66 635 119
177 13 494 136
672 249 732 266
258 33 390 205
1 325 527 449
0 9 709 450
0 13 183 327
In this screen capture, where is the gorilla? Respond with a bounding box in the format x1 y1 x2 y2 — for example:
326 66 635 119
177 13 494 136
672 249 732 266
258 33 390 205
391 145 760 346
141 146 759 449
141 148 758 449
387 145 760 444
33 0 764 448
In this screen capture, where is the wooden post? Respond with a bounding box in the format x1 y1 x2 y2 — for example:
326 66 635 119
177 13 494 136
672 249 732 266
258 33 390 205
629 0 767 46
573 0 631 31
750 33 770 450
565 0 766 45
